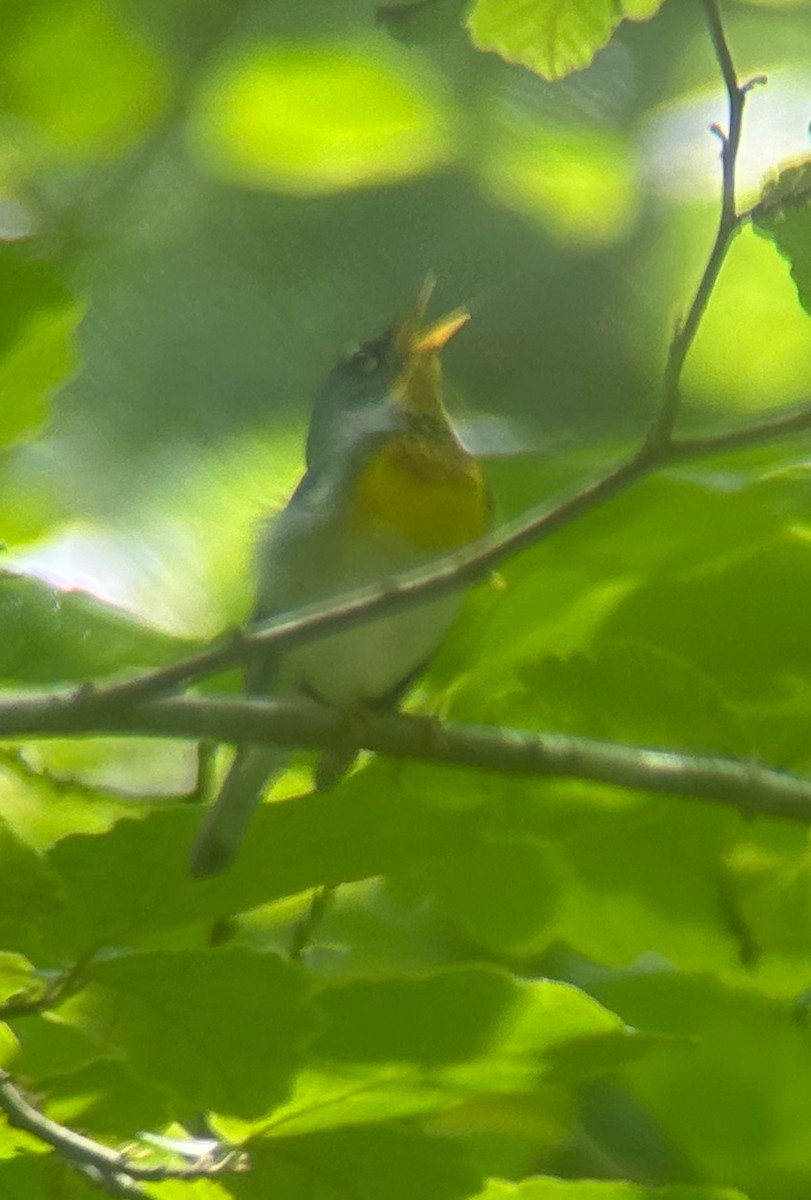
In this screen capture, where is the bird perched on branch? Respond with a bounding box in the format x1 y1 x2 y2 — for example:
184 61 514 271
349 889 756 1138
189 282 491 878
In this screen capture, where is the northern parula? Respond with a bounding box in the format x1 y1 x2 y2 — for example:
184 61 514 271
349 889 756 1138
189 285 491 877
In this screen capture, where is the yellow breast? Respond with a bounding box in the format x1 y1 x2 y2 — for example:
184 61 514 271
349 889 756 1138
349 434 490 552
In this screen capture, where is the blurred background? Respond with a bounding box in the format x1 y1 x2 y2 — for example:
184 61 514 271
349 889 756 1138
1 0 810 637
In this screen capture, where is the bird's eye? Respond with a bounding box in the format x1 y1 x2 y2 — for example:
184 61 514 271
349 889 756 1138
349 348 381 375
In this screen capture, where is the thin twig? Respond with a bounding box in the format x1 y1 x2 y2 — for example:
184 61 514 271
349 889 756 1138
290 885 335 962
647 0 755 451
0 1071 245 1192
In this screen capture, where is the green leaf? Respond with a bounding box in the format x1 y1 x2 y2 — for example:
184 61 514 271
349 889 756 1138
313 967 643 1086
190 40 456 194
0 571 195 684
0 953 43 1008
42 778 479 949
233 1125 481 1200
543 797 736 976
11 1012 105 1082
0 250 83 450
39 1058 171 1139
0 1024 17 1068
474 1180 749 1199
594 969 811 1198
410 836 564 952
510 641 748 754
0 1158 57 1198
225 966 655 1142
0 818 68 963
598 532 811 708
724 820 811 982
466 0 664 81
64 948 313 1118
754 156 811 317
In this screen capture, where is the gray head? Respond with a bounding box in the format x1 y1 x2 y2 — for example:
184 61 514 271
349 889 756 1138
305 297 470 475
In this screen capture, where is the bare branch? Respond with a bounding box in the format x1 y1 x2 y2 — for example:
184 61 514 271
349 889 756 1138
0 1070 245 1195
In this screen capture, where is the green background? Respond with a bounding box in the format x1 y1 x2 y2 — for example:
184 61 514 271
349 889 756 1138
1 1 811 1197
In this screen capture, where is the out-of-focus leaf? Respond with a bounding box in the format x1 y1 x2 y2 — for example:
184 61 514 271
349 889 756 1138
377 0 469 44
0 251 82 450
0 571 195 684
754 156 811 317
466 0 664 81
190 40 457 194
1 0 168 161
59 949 313 1119
232 1125 481 1200
479 122 638 246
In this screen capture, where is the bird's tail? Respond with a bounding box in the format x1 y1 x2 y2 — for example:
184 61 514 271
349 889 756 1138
188 745 285 879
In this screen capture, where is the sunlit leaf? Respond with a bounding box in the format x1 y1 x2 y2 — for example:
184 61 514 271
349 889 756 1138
466 0 664 81
0 571 195 684
754 155 811 317
0 1024 17 1069
474 1179 749 1199
0 953 42 1008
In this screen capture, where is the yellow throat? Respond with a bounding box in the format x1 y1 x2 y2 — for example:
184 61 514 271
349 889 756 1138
349 301 490 552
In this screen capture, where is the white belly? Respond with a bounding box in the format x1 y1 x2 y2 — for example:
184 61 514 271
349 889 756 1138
277 590 461 706
267 518 462 706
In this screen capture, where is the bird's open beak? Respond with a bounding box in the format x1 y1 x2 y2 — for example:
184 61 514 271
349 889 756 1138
412 307 470 353
397 277 470 356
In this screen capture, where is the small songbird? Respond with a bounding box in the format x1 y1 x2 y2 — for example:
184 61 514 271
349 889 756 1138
189 284 491 877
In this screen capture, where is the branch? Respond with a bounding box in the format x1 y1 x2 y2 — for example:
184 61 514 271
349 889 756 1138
0 1070 245 1197
69 393 811 713
3 693 811 825
647 0 758 451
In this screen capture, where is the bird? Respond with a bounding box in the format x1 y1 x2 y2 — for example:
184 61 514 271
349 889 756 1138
189 283 491 878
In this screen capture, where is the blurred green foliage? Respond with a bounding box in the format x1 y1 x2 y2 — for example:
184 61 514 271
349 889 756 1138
2 1 811 1199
